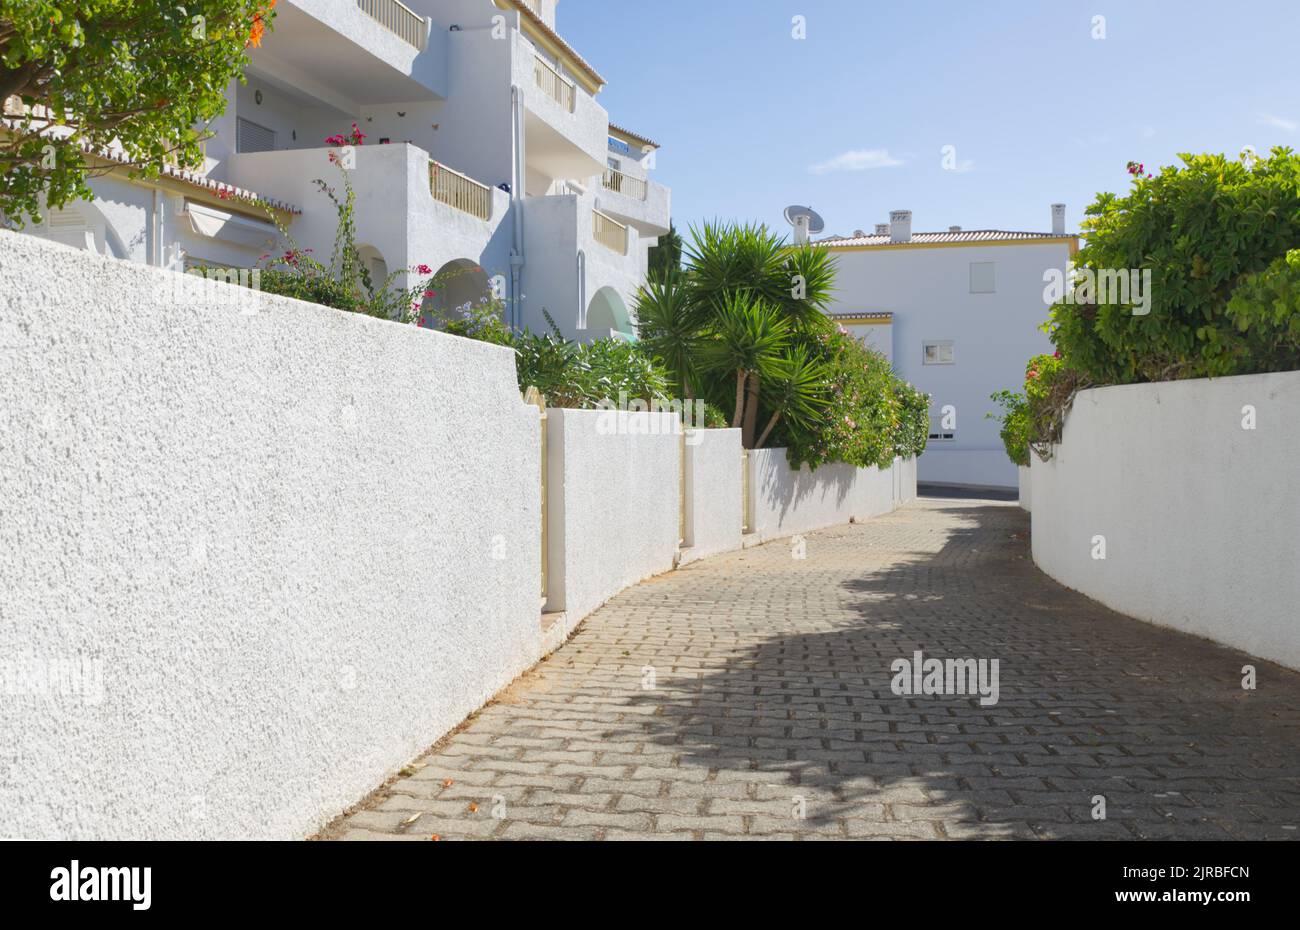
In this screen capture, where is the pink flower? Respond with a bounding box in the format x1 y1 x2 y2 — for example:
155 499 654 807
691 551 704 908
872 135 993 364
416 264 433 275
424 291 437 298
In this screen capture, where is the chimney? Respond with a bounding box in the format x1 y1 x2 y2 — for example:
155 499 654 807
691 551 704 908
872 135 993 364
792 213 810 245
889 210 912 243
874 223 890 236
949 225 962 233
1051 204 1066 235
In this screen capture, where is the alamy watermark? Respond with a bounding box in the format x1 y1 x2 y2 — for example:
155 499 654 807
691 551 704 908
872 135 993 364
1043 262 1153 316
1 653 104 705
890 650 1000 706
594 391 709 445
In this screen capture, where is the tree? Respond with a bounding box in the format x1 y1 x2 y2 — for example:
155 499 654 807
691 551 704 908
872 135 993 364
0 0 276 225
632 267 706 398
698 294 789 430
647 220 682 280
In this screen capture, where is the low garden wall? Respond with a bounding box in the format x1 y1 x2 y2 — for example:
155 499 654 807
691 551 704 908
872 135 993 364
0 231 923 840
543 407 681 632
682 428 744 565
746 450 916 543
0 231 542 840
1030 372 1300 670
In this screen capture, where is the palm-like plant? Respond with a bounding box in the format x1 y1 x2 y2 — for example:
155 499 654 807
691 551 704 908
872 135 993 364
698 295 790 428
634 268 706 398
756 345 829 448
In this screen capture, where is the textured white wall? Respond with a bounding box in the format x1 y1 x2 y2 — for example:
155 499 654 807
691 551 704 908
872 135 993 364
1031 373 1300 670
544 409 680 629
682 428 744 565
1018 465 1031 512
0 231 542 840
747 450 916 543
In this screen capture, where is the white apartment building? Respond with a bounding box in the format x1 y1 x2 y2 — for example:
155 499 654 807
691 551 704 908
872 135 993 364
816 207 1078 490
12 0 670 341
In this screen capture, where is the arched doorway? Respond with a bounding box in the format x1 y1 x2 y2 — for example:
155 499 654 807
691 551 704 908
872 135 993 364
585 286 633 339
421 258 493 326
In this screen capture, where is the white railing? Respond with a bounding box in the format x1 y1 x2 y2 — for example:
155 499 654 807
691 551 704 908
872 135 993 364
356 0 427 50
429 160 493 221
592 209 628 255
534 55 576 112
602 167 647 201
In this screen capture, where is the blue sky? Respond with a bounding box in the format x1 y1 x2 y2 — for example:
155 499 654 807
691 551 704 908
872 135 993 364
561 0 1300 239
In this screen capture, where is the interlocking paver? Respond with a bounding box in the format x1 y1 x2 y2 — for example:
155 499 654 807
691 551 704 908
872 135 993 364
324 498 1300 841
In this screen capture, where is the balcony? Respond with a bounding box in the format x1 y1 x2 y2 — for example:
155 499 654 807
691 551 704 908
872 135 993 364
602 167 646 201
356 0 428 50
430 160 494 221
253 1 445 102
533 55 576 112
592 209 628 255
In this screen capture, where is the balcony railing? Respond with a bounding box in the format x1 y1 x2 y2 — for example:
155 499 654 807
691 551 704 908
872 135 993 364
429 160 493 221
534 55 576 112
593 209 628 255
602 167 647 202
356 0 427 50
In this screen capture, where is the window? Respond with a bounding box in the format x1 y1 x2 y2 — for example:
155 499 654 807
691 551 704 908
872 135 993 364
923 341 954 365
969 261 996 294
236 117 276 154
608 157 621 171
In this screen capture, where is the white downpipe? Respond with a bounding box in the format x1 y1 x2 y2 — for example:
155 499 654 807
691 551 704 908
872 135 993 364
509 84 526 331
576 250 586 329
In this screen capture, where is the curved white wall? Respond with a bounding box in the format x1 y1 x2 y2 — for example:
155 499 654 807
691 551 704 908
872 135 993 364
0 232 541 840
1030 373 1300 669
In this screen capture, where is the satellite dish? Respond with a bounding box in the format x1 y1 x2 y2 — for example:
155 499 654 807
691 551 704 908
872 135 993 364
784 204 825 244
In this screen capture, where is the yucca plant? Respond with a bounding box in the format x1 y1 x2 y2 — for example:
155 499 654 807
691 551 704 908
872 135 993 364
633 268 707 399
756 345 829 448
698 295 790 428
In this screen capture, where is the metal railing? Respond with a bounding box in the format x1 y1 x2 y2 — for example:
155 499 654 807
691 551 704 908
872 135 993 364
429 160 493 221
357 0 428 49
592 209 628 255
524 387 548 601
741 450 751 534
534 55 576 111
602 167 647 201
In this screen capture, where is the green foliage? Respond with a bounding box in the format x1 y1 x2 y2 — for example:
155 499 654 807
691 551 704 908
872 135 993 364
990 354 1092 465
1225 249 1300 372
782 329 929 471
633 267 707 398
1048 148 1300 383
647 220 682 279
1 0 275 224
257 163 448 323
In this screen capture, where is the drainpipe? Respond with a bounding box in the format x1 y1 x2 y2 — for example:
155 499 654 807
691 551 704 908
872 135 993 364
576 250 586 330
510 84 526 331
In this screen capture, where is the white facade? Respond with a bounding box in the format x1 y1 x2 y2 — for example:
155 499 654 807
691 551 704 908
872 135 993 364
817 216 1077 489
12 0 670 341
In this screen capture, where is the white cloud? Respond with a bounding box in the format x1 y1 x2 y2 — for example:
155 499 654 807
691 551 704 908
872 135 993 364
808 148 904 175
1260 113 1298 132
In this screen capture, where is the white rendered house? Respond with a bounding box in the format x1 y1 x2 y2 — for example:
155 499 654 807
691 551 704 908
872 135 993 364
816 207 1078 490
9 0 670 341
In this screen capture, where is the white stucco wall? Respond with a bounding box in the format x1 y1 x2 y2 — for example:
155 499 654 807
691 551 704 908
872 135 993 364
1030 372 1300 670
0 231 542 840
1018 464 1031 512
825 238 1073 488
682 428 744 565
747 450 916 543
544 409 681 628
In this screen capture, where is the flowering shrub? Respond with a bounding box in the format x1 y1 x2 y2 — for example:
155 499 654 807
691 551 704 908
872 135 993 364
257 162 447 322
783 329 930 470
325 123 366 148
1049 148 1300 385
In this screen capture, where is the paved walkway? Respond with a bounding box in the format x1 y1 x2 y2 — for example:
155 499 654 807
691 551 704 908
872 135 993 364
325 499 1300 840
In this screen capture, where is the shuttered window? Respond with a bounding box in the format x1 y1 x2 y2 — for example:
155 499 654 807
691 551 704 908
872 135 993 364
236 118 277 154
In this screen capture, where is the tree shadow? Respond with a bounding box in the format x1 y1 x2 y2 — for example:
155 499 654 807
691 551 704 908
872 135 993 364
611 503 1300 840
